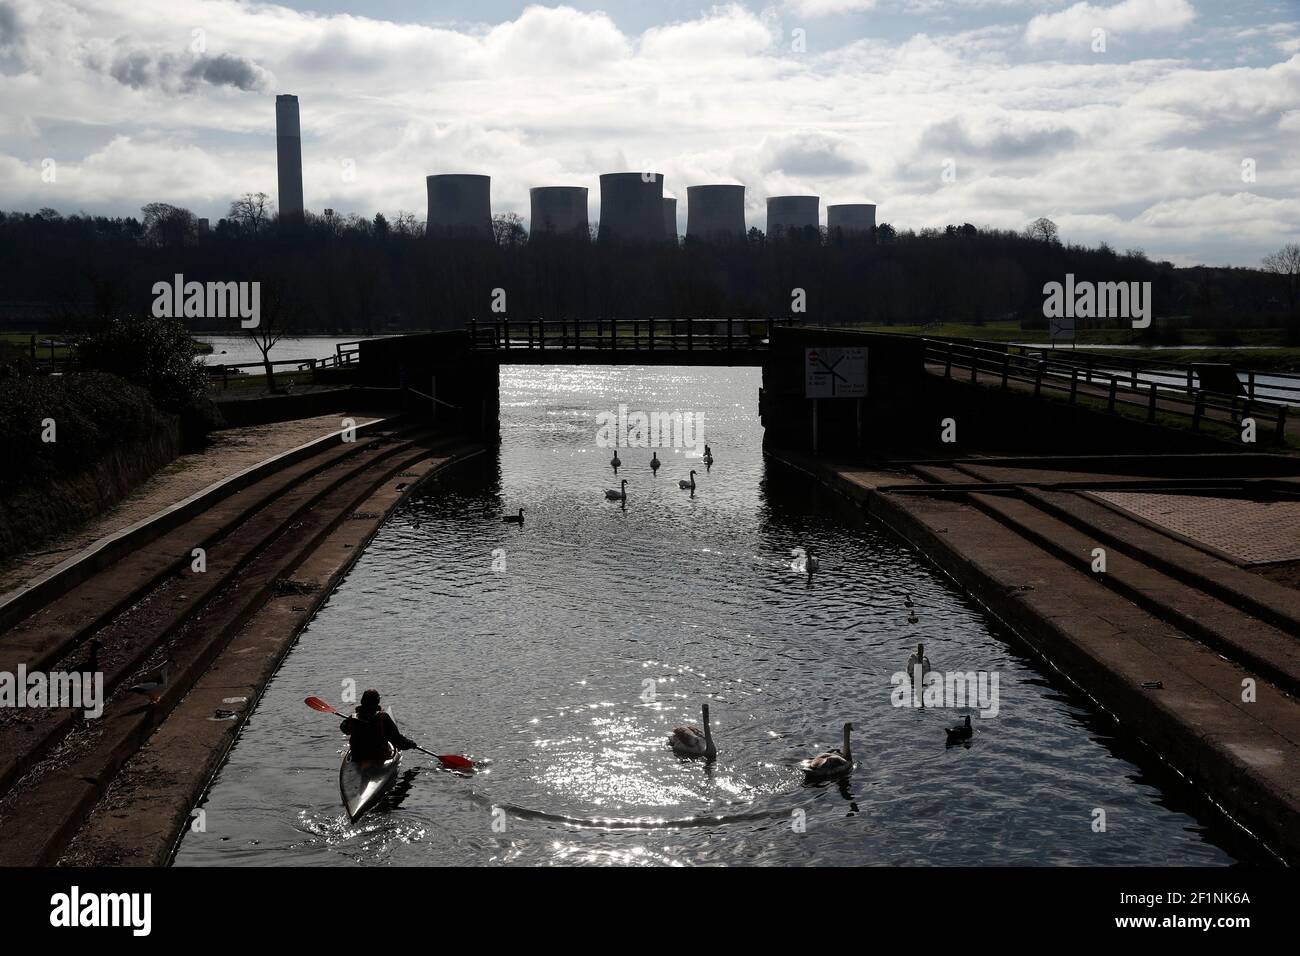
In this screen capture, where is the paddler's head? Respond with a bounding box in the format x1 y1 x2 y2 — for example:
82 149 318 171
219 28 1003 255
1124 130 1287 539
359 689 381 715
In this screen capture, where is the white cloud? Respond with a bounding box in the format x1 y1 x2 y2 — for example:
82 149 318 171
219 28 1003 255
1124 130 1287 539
1026 0 1196 45
784 0 879 17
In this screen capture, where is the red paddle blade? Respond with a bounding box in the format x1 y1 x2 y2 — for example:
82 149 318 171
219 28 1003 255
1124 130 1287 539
436 754 474 770
305 696 338 714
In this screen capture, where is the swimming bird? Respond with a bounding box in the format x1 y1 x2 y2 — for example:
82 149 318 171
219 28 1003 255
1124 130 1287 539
907 609 918 625
128 659 174 704
678 470 696 491
611 450 622 473
804 722 853 780
650 452 660 474
702 444 714 470
668 703 717 760
906 642 931 680
605 479 628 501
945 715 973 745
904 593 914 609
805 549 820 574
502 507 524 525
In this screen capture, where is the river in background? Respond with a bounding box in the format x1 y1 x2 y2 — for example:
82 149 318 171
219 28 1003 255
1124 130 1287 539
195 335 385 367
174 364 1266 867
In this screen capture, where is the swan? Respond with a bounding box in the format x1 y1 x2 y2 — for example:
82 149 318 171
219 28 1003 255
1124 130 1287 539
611 450 622 473
904 593 914 609
668 703 717 760
650 452 660 474
502 507 524 525
907 609 918 625
805 549 820 574
804 722 853 780
678 470 696 491
945 715 973 745
605 479 628 500
906 642 931 680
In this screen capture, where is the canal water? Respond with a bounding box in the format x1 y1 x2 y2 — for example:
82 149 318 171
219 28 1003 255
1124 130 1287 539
175 365 1261 866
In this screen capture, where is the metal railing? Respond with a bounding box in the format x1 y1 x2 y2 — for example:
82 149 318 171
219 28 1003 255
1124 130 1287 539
468 318 778 352
923 338 1290 444
992 341 1300 407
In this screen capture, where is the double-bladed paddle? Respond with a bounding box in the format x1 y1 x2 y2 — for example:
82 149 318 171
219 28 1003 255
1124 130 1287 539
304 696 474 770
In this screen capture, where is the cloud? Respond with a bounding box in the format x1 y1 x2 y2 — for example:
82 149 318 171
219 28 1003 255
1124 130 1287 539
1026 0 1196 45
920 116 1080 158
784 0 878 16
185 54 272 92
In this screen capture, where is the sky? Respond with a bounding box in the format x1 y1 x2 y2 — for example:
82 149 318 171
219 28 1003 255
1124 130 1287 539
0 0 1297 266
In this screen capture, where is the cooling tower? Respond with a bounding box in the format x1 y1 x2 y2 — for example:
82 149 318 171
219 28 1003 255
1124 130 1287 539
529 186 589 237
827 203 876 235
275 94 304 222
663 198 678 242
766 196 819 237
598 173 665 242
686 184 746 241
426 174 493 239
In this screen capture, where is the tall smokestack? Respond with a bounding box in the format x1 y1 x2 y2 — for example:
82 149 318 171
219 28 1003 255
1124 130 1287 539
275 94 304 223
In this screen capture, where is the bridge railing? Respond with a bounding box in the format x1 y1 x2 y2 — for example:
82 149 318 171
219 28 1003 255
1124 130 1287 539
468 318 778 352
987 340 1300 407
923 338 1290 444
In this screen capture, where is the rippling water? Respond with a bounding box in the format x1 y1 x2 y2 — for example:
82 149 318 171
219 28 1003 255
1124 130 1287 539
176 365 1261 866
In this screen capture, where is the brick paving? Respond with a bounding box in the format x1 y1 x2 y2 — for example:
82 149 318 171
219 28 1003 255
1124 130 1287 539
1090 490 1300 565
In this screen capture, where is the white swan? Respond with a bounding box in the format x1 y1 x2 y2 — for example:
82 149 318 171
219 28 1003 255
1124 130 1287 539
678 470 696 491
804 722 853 780
605 479 628 500
668 703 717 760
611 450 622 472
650 452 660 474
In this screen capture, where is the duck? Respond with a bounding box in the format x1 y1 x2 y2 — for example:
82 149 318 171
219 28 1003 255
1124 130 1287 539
605 479 628 501
668 703 717 760
678 470 696 491
128 658 174 704
945 715 973 745
502 507 524 525
804 722 853 780
650 452 660 474
611 450 622 473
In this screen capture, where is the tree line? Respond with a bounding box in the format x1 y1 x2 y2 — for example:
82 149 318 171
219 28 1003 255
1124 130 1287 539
1 199 1295 341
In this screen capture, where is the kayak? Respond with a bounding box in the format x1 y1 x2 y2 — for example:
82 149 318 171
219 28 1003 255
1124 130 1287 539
339 745 402 823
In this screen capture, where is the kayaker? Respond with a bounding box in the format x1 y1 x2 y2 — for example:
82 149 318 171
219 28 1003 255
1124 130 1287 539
339 689 418 760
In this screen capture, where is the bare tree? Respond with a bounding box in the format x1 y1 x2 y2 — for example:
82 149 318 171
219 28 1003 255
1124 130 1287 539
1262 242 1300 322
228 192 273 236
246 274 297 392
492 212 526 247
1024 217 1059 244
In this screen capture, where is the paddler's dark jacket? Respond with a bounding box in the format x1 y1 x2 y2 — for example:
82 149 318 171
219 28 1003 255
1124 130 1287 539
340 707 416 760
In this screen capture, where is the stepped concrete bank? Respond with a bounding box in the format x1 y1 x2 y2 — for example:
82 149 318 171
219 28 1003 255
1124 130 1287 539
0 413 483 865
768 448 1300 863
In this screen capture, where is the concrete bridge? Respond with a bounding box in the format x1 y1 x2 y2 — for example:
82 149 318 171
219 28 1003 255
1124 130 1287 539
357 325 1297 458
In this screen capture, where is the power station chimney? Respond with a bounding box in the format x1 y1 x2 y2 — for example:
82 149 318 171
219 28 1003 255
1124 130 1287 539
766 195 819 238
529 186 589 238
686 184 746 242
426 174 493 239
275 94 304 223
827 203 876 236
663 198 678 243
598 173 665 242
